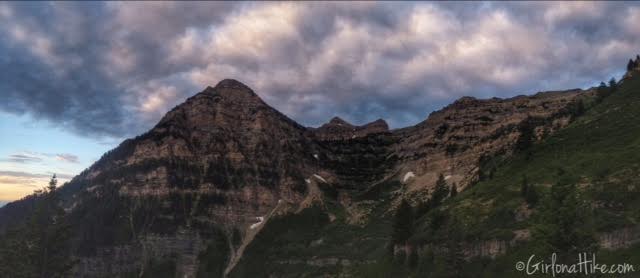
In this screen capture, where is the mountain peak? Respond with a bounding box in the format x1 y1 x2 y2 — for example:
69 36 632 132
362 118 389 130
214 79 252 90
328 116 352 126
313 117 389 140
201 79 263 103
156 79 289 131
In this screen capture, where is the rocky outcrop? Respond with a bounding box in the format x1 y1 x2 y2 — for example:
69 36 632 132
75 230 204 277
63 79 321 277
622 55 640 81
392 89 593 197
599 226 640 250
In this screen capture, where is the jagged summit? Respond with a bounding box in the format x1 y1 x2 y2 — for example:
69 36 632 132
623 54 640 81
213 78 253 90
328 116 353 127
313 117 390 140
362 118 389 130
450 96 479 109
200 78 261 103
155 79 304 136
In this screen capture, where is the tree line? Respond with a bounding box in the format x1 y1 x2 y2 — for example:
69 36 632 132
0 175 73 277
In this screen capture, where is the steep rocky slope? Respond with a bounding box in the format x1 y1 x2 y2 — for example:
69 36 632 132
393 89 591 197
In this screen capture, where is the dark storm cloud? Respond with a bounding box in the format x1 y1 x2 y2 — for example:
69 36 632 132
0 2 639 138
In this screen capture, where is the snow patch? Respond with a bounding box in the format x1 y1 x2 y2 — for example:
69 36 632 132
313 174 327 183
403 171 415 182
305 179 311 184
444 175 452 180
313 154 319 160
250 216 264 229
351 135 356 139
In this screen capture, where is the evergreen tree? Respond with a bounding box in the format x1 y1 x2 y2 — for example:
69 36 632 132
520 175 529 197
449 183 457 198
520 175 538 208
0 228 37 277
31 174 73 278
435 216 465 278
431 174 449 206
408 249 419 269
628 59 635 71
414 195 433 219
574 99 585 116
596 81 610 103
516 117 535 159
567 99 585 118
532 182 597 260
392 199 414 246
609 77 618 92
0 175 73 278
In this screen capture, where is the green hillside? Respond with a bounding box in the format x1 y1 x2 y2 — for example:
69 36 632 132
402 74 640 277
230 74 640 277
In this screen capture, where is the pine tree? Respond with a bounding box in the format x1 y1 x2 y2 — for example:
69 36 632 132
392 199 414 246
520 175 538 208
0 175 74 278
439 216 465 277
628 59 635 71
520 175 529 197
532 182 597 260
596 81 610 103
609 77 618 92
574 99 585 116
33 175 73 277
449 183 457 198
516 117 535 159
431 174 449 206
0 227 37 277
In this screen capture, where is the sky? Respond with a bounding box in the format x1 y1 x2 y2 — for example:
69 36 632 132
0 1 639 205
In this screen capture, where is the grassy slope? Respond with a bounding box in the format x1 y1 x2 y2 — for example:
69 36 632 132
229 183 400 277
407 74 640 277
451 73 640 234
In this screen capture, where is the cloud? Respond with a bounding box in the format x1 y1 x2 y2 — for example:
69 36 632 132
0 2 639 137
0 170 73 201
0 170 51 178
55 153 79 163
3 152 79 164
6 154 42 163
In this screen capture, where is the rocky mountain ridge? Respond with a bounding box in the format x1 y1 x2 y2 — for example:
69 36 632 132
0 78 595 277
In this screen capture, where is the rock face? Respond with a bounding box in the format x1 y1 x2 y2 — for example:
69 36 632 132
0 79 593 277
622 56 640 81
60 79 322 277
392 89 591 197
599 226 640 250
